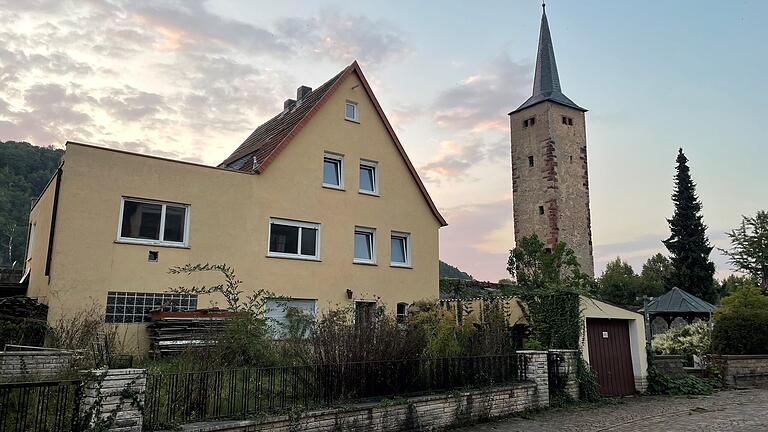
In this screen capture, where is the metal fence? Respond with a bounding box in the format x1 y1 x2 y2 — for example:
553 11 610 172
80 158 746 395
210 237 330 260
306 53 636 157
0 380 82 432
547 352 565 395
144 354 528 429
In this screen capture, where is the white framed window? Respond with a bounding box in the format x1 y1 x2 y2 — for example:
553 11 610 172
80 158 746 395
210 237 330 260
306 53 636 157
268 218 320 260
345 100 358 122
265 298 317 339
117 197 190 247
323 152 344 189
390 231 411 267
396 302 409 323
353 226 376 264
359 160 378 195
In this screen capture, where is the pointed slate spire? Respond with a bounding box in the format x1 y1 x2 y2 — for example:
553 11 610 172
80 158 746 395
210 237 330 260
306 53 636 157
511 4 585 114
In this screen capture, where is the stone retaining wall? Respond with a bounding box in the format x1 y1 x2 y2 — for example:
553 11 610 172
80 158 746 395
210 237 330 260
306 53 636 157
654 355 685 375
177 382 538 432
0 350 75 380
711 355 768 388
549 349 579 400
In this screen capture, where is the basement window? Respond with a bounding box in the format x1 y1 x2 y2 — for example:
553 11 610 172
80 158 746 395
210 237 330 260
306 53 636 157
268 218 320 260
539 206 545 215
396 303 409 323
118 198 189 247
105 291 197 323
528 156 535 167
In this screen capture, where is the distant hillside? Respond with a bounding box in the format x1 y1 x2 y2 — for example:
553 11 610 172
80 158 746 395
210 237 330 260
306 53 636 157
0 141 63 267
439 260 473 280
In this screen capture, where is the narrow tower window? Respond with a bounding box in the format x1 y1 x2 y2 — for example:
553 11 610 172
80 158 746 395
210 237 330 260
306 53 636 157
528 156 534 167
523 117 536 128
538 206 545 215
562 116 574 126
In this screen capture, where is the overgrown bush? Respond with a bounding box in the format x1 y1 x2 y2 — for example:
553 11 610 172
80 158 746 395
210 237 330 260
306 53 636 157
312 305 426 364
646 365 716 395
711 286 768 355
652 321 711 363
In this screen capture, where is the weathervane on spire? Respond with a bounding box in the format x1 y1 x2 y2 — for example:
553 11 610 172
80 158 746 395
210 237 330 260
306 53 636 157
542 2 546 11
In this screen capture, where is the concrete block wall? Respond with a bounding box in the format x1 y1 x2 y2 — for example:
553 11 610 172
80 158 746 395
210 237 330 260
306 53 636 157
177 382 538 432
83 368 146 432
549 349 579 400
711 355 768 388
0 350 75 380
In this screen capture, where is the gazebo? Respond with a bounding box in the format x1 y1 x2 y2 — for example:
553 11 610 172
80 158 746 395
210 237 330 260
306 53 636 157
640 287 715 339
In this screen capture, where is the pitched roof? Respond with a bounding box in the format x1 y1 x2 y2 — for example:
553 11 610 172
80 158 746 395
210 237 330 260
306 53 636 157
220 61 447 227
641 287 715 314
510 6 586 114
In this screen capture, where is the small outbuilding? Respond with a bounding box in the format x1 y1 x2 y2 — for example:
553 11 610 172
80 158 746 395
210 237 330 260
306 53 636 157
640 287 715 338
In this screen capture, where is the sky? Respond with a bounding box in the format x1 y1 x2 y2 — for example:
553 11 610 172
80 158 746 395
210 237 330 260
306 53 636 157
1 0 766 282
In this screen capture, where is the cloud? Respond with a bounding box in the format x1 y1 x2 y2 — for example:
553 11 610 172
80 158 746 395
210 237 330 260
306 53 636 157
275 10 411 66
432 54 531 132
440 199 515 282
418 135 508 184
99 88 168 122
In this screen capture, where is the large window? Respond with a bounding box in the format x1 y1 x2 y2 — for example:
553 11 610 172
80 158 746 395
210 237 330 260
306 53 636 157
359 160 378 195
118 198 189 246
265 298 317 339
105 291 197 323
390 232 411 267
268 218 320 260
323 153 344 189
353 227 376 264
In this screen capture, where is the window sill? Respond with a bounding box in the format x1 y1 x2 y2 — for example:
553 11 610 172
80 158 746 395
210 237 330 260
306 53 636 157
322 184 345 191
344 118 360 124
390 263 413 269
266 254 321 262
353 261 378 266
114 240 190 249
358 190 379 197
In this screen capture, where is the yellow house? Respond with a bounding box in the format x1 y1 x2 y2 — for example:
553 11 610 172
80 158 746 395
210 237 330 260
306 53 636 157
23 62 446 353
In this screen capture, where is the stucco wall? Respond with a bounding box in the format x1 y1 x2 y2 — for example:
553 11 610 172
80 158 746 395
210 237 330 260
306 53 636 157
25 170 58 302
26 71 441 354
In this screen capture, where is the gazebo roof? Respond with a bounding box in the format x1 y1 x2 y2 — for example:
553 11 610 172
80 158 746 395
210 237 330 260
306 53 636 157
640 287 715 314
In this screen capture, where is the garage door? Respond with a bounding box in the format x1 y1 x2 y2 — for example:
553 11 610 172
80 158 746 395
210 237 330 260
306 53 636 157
586 318 636 396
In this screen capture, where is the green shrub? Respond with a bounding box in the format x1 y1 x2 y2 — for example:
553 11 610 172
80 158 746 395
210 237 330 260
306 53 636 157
652 321 711 362
646 366 715 395
711 286 768 355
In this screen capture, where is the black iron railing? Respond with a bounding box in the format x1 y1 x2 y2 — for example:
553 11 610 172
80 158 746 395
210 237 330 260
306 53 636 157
0 380 82 432
547 352 565 395
144 354 528 429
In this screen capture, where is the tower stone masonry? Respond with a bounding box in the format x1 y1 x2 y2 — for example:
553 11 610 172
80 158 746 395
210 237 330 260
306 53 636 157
509 6 595 276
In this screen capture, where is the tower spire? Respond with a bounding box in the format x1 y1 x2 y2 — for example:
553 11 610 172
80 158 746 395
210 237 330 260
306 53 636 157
511 4 585 113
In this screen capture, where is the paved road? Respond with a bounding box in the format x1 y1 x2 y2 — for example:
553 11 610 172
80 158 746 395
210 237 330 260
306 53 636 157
455 389 768 432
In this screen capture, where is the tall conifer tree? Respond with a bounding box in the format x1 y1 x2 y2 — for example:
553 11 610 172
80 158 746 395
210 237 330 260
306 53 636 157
662 149 717 303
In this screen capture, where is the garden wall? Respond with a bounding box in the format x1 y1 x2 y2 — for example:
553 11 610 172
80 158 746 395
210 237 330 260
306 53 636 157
711 354 768 388
175 382 539 432
653 355 685 375
0 350 75 380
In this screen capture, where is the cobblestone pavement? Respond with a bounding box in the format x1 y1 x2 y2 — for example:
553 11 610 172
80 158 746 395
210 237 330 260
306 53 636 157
455 389 768 432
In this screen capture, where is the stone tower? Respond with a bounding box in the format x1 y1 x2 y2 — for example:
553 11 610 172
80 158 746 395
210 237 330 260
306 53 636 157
509 5 594 276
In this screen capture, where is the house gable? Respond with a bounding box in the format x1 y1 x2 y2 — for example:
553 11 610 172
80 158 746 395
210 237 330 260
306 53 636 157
222 62 447 227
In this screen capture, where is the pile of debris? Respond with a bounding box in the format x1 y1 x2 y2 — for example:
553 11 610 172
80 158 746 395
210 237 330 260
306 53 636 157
147 308 230 357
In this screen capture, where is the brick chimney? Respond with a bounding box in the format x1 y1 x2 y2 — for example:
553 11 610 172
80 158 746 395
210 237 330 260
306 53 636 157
283 98 296 110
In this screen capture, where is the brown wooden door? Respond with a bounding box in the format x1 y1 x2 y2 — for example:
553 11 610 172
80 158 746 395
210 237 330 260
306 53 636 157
586 318 636 396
